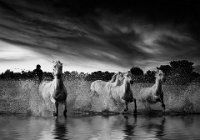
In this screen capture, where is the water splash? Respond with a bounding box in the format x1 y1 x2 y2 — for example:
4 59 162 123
0 80 200 116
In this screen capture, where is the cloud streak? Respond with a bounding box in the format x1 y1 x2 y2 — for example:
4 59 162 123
0 0 200 72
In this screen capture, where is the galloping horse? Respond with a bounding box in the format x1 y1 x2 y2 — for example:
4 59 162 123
109 72 137 113
39 61 67 117
90 72 124 96
139 69 165 112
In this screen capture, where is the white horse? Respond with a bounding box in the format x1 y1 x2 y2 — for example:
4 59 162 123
90 72 124 96
39 61 67 117
139 69 165 112
109 72 137 113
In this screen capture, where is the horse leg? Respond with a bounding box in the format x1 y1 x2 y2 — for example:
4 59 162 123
133 99 137 114
53 101 59 116
146 102 151 112
124 101 128 112
159 95 165 113
161 100 165 113
144 101 151 111
63 102 67 117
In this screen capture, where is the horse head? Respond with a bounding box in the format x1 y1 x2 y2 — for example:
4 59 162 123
155 69 165 82
122 71 133 85
53 61 63 77
116 72 124 84
121 71 134 104
110 72 124 86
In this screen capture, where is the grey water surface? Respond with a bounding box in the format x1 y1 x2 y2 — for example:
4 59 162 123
0 114 200 140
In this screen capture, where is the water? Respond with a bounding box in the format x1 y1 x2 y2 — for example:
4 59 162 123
0 114 200 140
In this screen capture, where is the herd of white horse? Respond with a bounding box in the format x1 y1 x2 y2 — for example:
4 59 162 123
39 61 166 117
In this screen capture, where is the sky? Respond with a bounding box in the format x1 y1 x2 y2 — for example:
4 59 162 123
0 0 200 73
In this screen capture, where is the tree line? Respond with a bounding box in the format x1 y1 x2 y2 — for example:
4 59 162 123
0 60 200 84
130 60 200 84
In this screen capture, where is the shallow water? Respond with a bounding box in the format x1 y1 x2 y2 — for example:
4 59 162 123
0 114 200 140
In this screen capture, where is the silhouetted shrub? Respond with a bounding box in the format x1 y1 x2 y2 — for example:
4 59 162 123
130 67 144 76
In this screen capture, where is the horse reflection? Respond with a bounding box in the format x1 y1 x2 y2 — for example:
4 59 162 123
53 118 68 140
123 115 137 139
181 116 194 127
142 117 166 138
122 115 165 139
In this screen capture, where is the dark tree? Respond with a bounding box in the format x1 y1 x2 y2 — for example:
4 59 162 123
1 69 13 79
144 70 156 83
43 72 53 80
85 71 114 81
63 71 71 80
130 67 144 76
167 60 195 84
91 71 104 80
158 65 172 76
191 72 200 82
170 60 194 75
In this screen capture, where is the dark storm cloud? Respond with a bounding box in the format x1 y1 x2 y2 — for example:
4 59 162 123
0 0 200 70
156 34 200 58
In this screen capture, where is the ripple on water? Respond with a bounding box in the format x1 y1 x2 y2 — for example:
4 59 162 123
1 115 200 140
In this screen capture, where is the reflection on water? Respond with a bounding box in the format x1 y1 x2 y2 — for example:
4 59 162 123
53 118 68 140
0 114 200 140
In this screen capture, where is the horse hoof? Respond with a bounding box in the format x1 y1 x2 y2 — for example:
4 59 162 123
53 112 58 116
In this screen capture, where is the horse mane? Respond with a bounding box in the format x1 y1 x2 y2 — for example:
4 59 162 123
121 75 131 94
110 73 117 83
119 74 133 102
55 78 64 88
